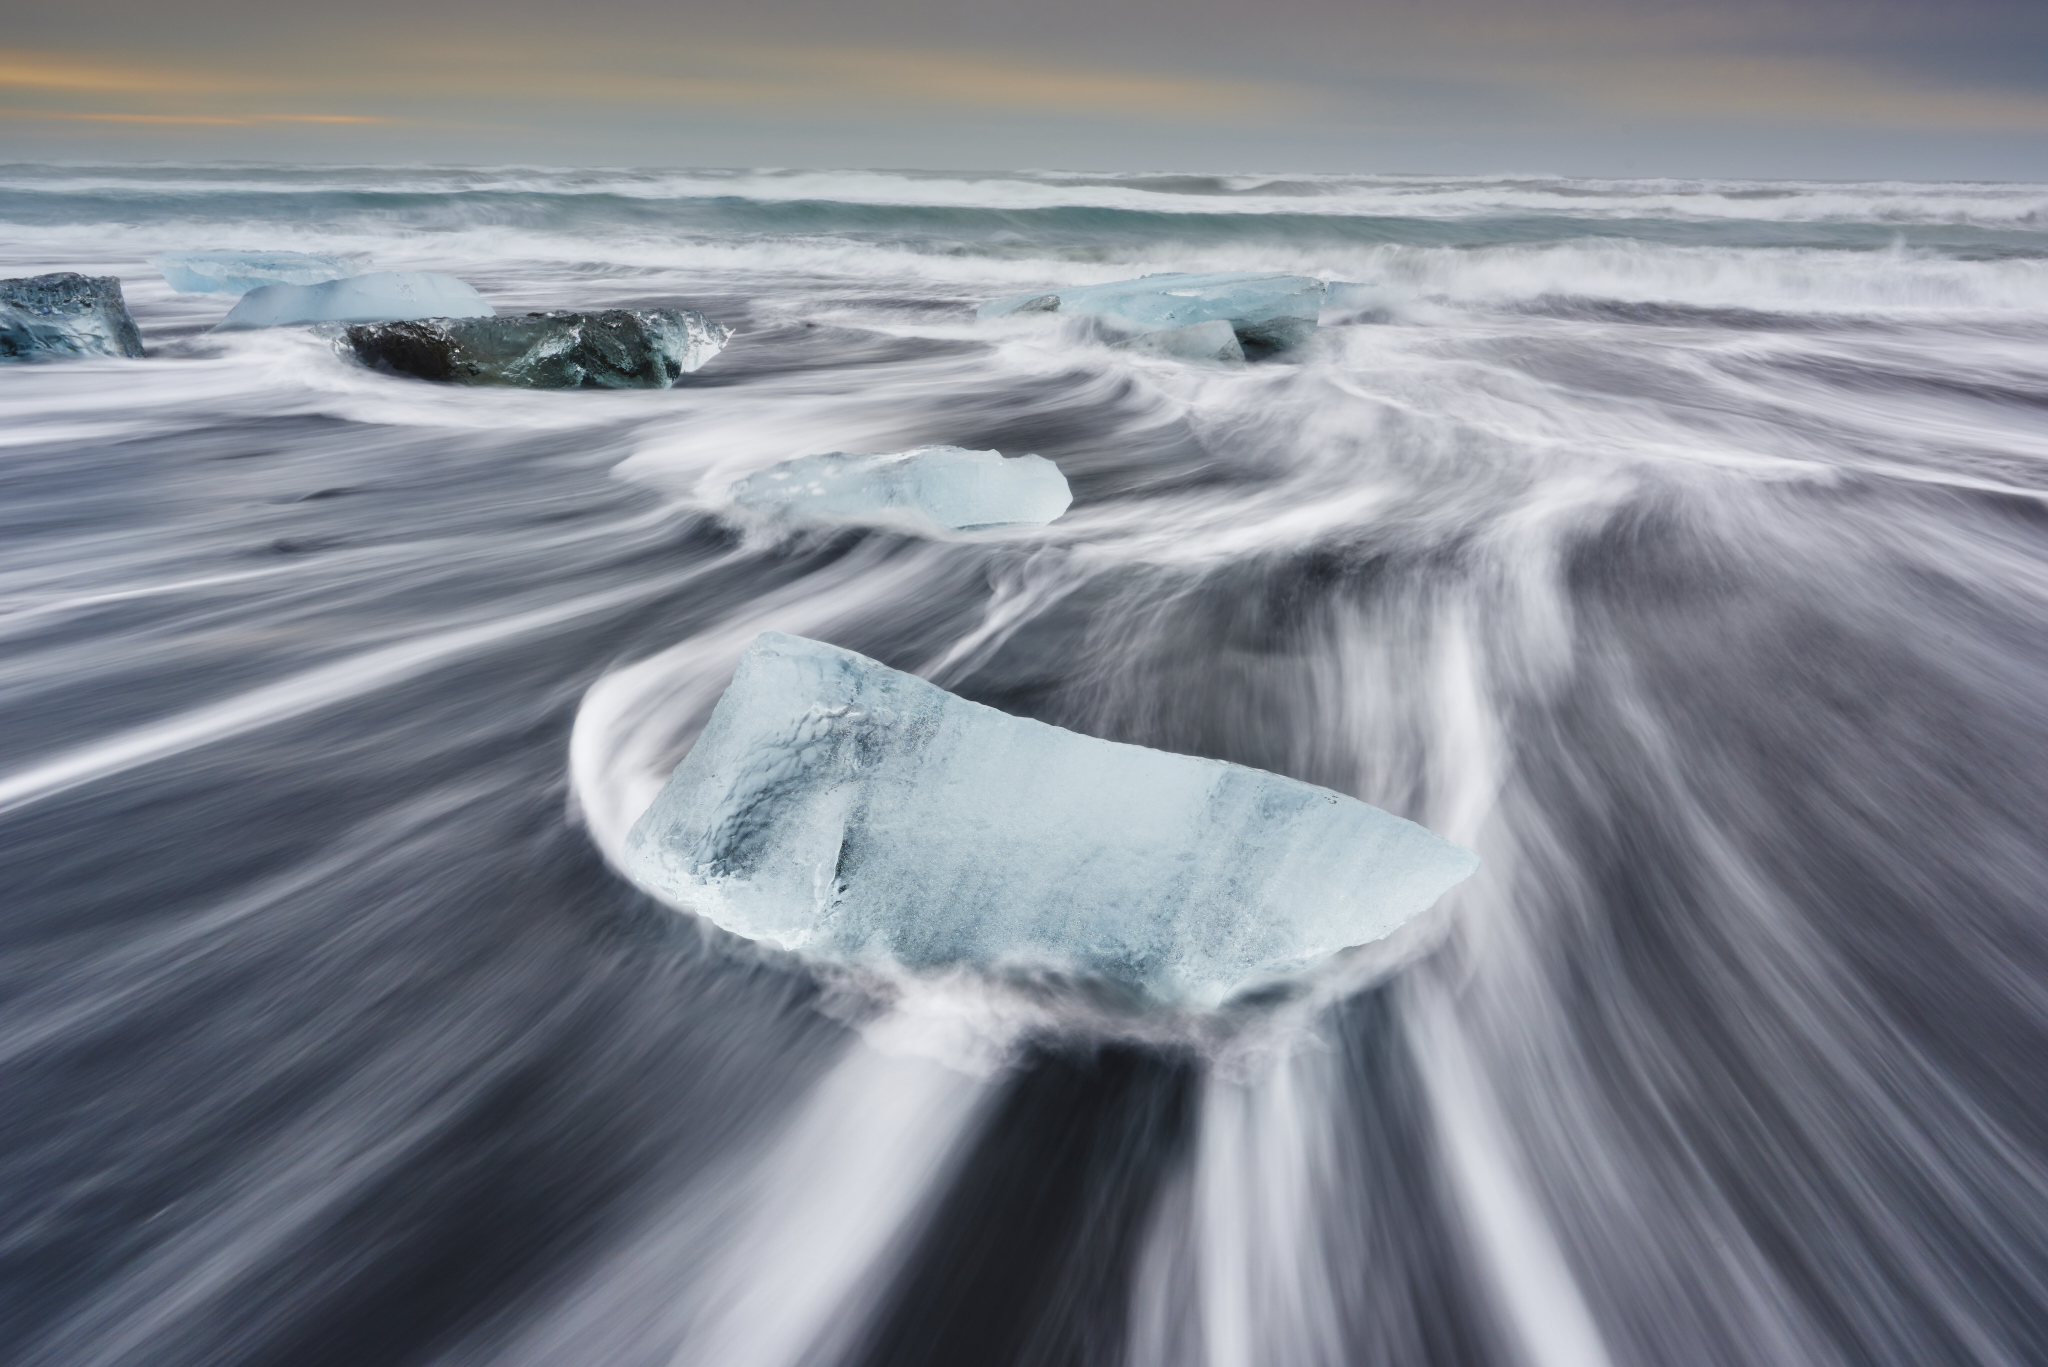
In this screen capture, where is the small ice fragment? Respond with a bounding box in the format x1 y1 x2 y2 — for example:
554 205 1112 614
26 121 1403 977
345 309 731 388
1116 319 1245 363
0 273 145 361
218 271 492 330
978 270 1326 355
729 446 1071 531
152 250 362 296
622 633 1478 1006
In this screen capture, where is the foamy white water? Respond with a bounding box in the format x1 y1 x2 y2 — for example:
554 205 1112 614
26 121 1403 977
3 163 2047 1367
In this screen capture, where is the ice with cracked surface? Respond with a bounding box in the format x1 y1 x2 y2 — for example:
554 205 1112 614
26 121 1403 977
978 271 1327 355
729 446 1072 531
346 309 731 388
219 271 493 329
153 251 361 295
622 633 1478 1006
0 273 145 361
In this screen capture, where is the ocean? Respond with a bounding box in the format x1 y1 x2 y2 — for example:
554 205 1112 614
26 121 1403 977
3 163 2047 1367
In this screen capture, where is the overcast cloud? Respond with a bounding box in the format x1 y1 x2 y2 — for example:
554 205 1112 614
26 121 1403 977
4 0 2046 175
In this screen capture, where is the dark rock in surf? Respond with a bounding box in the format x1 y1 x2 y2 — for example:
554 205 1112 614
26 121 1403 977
0 272 145 361
345 308 732 389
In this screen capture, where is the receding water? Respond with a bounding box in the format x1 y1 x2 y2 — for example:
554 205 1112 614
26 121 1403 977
4 165 2048 1367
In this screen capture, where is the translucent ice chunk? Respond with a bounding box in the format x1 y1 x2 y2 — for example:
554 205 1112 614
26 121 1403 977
152 250 361 296
346 309 731 388
729 446 1071 531
979 271 1326 355
0 273 144 361
1116 319 1245 363
622 633 1478 1006
218 271 492 330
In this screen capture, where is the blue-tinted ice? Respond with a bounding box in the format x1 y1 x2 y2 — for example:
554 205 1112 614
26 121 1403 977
219 271 493 330
979 271 1327 355
729 446 1071 531
0 273 145 361
153 251 360 296
1118 319 1245 362
622 634 1478 1006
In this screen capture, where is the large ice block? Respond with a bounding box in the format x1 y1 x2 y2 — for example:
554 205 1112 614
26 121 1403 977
345 309 731 388
218 271 492 329
978 271 1326 355
153 250 360 296
1116 319 1245 363
0 273 145 361
622 634 1478 1006
729 446 1071 531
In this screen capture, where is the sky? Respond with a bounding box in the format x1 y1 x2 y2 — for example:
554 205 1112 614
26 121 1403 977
4 0 2048 177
